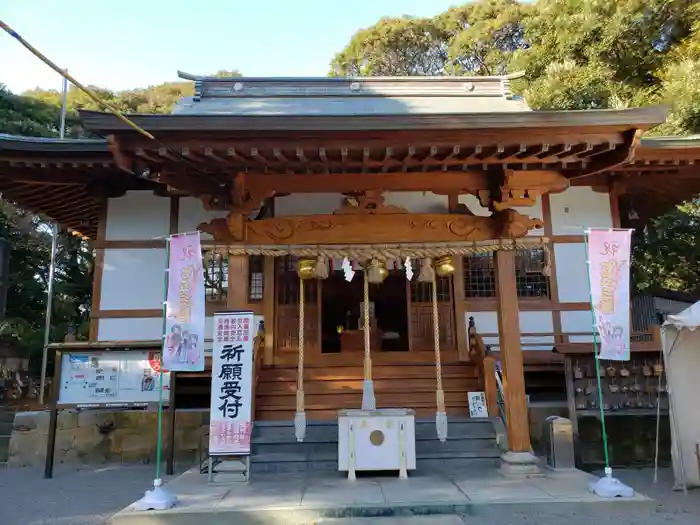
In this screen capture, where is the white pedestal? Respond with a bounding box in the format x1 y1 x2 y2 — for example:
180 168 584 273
338 408 416 480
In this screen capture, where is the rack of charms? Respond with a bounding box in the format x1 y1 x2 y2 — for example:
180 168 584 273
562 349 668 424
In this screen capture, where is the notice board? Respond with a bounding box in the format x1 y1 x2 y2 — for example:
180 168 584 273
57 350 171 408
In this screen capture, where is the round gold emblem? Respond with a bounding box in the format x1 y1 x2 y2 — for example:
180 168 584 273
369 429 385 446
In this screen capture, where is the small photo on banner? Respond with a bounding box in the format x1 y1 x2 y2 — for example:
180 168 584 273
163 232 206 372
209 311 255 456
586 228 632 361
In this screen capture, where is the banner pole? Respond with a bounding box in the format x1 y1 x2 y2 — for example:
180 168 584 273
584 228 634 498
584 233 611 469
135 236 178 510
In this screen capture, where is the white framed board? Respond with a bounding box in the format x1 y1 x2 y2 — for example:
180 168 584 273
58 350 171 408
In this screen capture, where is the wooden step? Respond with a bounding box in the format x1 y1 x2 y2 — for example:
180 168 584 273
256 377 476 395
256 406 472 421
256 390 471 409
258 363 478 382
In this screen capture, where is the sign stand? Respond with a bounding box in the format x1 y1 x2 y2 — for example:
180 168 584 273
207 310 256 483
584 228 634 498
135 237 177 510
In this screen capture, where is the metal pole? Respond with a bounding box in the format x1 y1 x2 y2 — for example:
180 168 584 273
39 72 68 404
59 71 68 139
39 223 58 405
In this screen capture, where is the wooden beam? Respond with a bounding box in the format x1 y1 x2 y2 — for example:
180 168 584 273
494 249 531 453
569 129 642 179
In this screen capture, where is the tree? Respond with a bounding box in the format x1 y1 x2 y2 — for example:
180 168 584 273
329 0 700 294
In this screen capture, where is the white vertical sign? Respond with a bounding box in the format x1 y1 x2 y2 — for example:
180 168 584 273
586 229 633 361
468 391 489 418
209 311 255 455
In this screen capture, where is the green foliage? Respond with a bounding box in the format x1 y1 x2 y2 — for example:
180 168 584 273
331 0 700 294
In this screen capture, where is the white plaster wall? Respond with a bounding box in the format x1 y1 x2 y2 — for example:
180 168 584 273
274 193 343 216
554 243 589 303
100 249 166 310
98 318 162 341
464 310 554 351
178 197 228 239
550 187 612 236
561 311 595 342
98 316 217 351
384 191 448 213
457 194 544 236
105 191 170 241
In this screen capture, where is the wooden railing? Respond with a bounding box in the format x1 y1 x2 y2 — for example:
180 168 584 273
468 318 500 419
467 319 662 421
251 330 265 421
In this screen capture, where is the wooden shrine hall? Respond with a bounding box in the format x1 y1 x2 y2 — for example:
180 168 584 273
2 72 700 467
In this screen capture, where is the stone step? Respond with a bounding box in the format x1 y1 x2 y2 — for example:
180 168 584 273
252 436 497 457
0 421 13 436
0 436 9 462
250 453 501 475
0 410 15 424
253 419 496 440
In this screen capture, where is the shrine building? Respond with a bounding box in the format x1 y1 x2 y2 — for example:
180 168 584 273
1 72 699 472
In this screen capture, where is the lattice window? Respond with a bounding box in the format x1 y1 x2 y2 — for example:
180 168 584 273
248 256 264 301
275 256 317 305
515 248 550 298
204 252 228 302
463 253 496 298
410 260 452 303
462 248 550 299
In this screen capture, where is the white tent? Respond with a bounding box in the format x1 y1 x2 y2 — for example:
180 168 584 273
662 301 700 491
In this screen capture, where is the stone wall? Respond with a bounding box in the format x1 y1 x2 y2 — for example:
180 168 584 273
8 409 209 467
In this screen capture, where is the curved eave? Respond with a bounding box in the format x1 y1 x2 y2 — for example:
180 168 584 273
0 135 140 239
79 106 669 133
0 134 109 153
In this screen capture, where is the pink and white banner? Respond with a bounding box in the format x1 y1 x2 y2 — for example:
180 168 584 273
586 229 633 361
163 232 205 372
209 311 255 455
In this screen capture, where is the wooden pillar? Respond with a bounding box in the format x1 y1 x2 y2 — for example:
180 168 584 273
452 256 469 361
227 255 249 310
494 249 531 453
89 202 107 340
263 256 275 365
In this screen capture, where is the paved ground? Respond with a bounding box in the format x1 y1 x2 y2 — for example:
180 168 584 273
0 465 698 525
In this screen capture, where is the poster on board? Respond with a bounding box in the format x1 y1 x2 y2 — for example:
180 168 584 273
209 311 255 456
586 228 632 361
163 232 206 372
58 350 171 407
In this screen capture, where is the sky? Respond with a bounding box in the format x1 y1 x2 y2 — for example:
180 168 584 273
0 0 464 94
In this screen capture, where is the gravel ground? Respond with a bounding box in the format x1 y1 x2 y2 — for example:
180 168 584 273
0 466 698 525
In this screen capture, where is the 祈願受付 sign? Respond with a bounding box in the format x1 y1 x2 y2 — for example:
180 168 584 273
586 229 632 361
163 232 205 372
209 311 255 455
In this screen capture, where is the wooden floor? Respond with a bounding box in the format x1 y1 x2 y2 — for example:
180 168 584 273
255 361 481 420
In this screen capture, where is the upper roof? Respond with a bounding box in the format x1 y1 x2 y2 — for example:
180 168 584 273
1 72 699 239
172 71 531 116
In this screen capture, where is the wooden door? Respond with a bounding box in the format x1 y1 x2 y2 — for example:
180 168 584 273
274 256 321 361
408 265 456 352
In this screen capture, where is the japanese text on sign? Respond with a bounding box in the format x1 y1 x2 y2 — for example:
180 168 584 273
209 311 254 455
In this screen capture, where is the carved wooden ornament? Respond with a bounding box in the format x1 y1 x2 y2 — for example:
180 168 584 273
199 208 543 245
